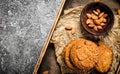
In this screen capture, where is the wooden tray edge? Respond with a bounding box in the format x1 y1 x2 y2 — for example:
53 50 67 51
32 0 66 74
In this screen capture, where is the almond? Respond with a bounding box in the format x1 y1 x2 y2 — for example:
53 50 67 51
100 23 106 26
103 18 107 22
71 28 76 35
99 17 105 22
93 10 99 15
103 14 108 17
88 24 95 27
91 14 98 20
90 22 95 25
86 9 108 31
97 26 102 29
94 19 101 25
86 19 93 24
65 25 72 30
96 9 101 13
94 26 98 31
86 13 92 19
99 12 104 18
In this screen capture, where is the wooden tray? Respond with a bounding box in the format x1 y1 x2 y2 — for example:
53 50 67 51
34 0 120 74
33 0 66 74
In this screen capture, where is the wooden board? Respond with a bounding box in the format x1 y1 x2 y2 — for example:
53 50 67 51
34 0 120 74
33 0 66 74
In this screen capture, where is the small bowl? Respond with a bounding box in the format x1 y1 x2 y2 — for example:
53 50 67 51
80 2 114 35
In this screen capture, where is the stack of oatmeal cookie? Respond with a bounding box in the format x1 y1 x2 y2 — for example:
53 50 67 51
62 38 112 73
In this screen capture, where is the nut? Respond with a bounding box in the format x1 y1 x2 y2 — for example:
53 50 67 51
86 19 93 24
99 17 106 22
88 24 95 28
93 10 99 15
103 14 108 17
86 13 92 18
96 9 101 13
94 26 98 31
92 14 98 20
71 28 76 35
99 12 104 18
99 17 107 23
86 8 107 32
65 25 72 30
90 22 95 25
103 18 107 22
94 19 101 25
97 26 102 29
100 23 106 26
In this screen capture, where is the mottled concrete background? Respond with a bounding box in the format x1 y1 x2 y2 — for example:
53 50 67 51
0 0 61 74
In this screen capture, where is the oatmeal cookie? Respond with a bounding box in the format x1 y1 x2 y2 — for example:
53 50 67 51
95 41 113 73
62 39 79 70
70 38 98 72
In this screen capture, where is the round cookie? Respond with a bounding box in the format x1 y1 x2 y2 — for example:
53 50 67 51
70 38 98 72
95 41 113 73
62 39 79 70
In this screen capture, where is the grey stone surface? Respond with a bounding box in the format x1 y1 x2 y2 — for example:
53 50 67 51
0 0 61 74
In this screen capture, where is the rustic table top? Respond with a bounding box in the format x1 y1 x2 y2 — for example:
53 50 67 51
0 0 61 74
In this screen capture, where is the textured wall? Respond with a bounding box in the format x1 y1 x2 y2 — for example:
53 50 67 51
0 0 61 74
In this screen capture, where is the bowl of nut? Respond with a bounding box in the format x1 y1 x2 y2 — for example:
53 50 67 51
80 2 114 35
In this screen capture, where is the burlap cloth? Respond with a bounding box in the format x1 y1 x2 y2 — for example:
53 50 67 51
51 6 120 74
